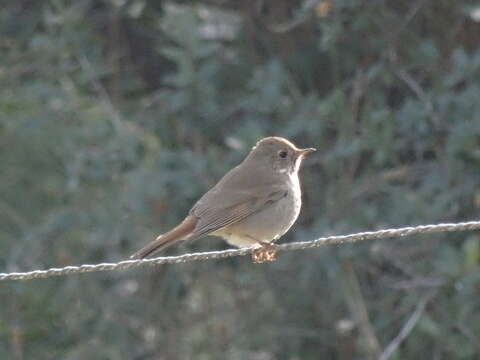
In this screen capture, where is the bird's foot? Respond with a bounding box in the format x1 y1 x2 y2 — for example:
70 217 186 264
251 242 277 263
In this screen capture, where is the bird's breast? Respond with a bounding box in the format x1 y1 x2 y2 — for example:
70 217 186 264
217 174 302 247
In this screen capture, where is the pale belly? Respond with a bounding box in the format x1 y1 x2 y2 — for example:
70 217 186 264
214 184 302 248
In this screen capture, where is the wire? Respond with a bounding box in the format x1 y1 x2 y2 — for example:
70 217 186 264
1 220 479 281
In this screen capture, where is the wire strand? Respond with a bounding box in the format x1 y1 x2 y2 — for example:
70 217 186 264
1 220 479 281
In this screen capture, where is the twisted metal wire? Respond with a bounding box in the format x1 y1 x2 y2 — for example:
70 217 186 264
1 221 479 281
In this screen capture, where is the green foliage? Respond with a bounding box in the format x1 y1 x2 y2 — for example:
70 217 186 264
1 1 480 359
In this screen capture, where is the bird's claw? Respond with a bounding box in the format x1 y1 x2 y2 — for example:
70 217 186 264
251 243 277 263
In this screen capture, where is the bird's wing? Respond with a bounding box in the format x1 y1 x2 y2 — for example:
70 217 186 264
189 186 288 240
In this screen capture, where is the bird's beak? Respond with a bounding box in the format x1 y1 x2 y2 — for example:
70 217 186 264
297 148 316 157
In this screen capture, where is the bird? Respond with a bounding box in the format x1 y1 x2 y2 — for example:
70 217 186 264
131 136 315 263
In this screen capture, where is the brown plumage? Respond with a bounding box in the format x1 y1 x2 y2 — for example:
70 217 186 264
131 137 315 261
131 216 197 259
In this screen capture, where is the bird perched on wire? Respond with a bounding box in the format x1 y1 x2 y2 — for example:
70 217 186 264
131 136 315 263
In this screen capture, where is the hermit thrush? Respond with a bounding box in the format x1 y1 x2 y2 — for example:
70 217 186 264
131 137 315 262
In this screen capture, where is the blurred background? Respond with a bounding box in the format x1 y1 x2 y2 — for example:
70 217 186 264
1 0 480 359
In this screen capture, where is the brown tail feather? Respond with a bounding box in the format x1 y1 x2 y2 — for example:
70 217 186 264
131 216 197 259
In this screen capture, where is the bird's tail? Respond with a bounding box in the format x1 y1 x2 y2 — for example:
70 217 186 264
130 216 197 259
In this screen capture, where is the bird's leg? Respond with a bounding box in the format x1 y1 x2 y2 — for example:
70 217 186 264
251 242 277 263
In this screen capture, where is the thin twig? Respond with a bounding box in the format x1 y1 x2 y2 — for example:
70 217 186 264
392 68 432 111
388 0 429 41
390 66 441 125
77 55 124 133
0 199 29 230
341 259 382 359
267 0 320 33
379 292 433 360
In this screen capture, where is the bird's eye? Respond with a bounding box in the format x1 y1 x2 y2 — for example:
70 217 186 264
278 150 288 158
